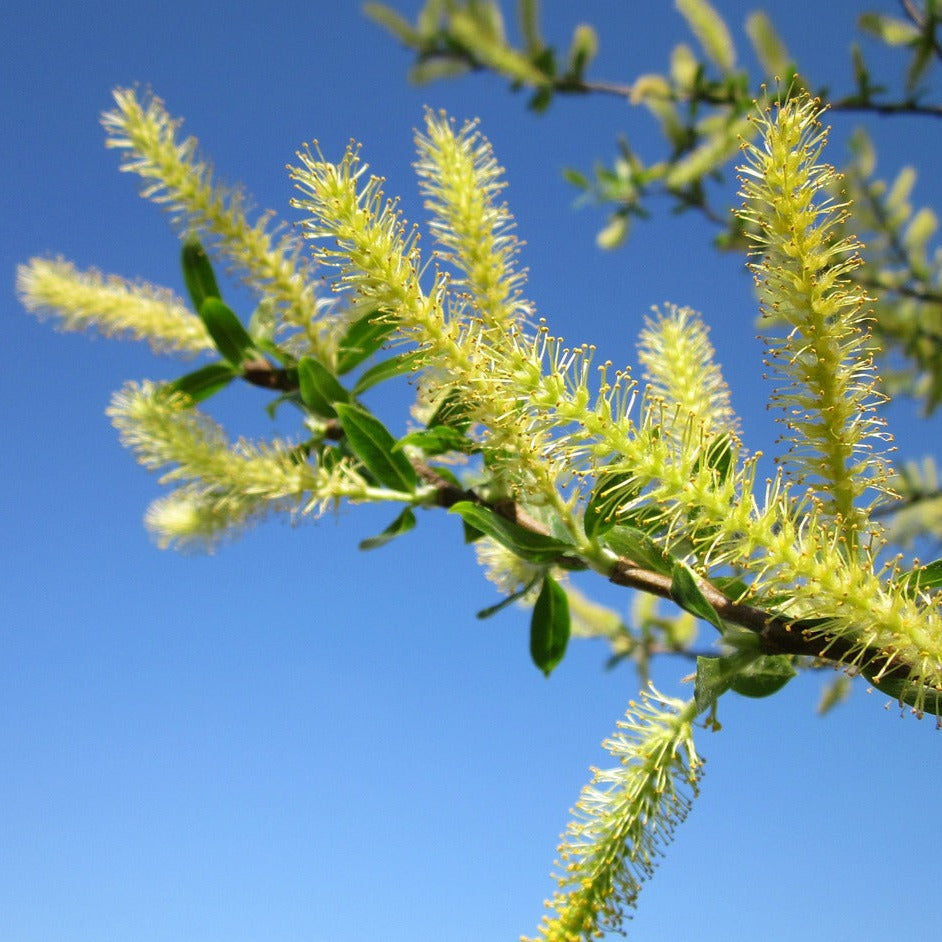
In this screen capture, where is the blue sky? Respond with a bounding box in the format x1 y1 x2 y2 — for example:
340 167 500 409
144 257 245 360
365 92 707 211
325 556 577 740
3 2 942 940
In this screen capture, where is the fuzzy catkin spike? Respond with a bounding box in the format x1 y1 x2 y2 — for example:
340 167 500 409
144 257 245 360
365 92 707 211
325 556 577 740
737 93 892 540
289 136 611 518
16 258 213 355
414 109 529 333
143 484 276 552
525 689 702 942
101 88 327 360
638 303 739 444
108 382 320 503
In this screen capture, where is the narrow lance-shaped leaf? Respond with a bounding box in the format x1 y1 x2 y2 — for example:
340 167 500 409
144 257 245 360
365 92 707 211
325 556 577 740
530 574 570 676
449 502 572 563
898 558 942 597
728 655 796 698
198 297 256 365
670 562 722 630
298 356 351 418
352 350 426 396
602 525 675 576
336 309 396 374
181 237 222 313
168 362 239 403
362 3 422 46
695 652 796 711
426 389 472 433
584 471 641 539
336 403 417 492
477 575 542 620
359 507 416 551
394 426 477 457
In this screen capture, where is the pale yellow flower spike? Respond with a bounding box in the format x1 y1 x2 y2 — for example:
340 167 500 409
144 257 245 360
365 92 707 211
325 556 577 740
525 689 702 942
108 382 321 505
638 303 739 445
102 88 328 361
16 258 213 355
415 109 529 334
144 485 275 553
737 92 892 542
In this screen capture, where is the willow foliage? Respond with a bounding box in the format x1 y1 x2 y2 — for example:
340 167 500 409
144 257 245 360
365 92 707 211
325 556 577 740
18 81 942 939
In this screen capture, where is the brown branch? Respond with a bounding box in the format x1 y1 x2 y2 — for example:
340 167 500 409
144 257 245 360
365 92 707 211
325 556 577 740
241 358 297 392
609 560 911 683
418 460 914 682
235 365 918 684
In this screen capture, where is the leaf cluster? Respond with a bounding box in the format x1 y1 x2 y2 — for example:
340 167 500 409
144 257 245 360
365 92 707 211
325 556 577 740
16 48 942 941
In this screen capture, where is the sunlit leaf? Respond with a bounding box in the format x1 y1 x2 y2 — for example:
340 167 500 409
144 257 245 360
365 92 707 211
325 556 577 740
298 356 350 418
530 574 570 676
352 350 425 395
336 403 417 492
336 309 395 373
167 362 238 403
181 238 221 313
670 563 722 629
359 507 417 550
601 526 674 576
449 502 571 563
198 297 255 365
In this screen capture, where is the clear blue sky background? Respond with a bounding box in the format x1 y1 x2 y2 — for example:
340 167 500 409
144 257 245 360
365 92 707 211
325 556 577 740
4 2 942 940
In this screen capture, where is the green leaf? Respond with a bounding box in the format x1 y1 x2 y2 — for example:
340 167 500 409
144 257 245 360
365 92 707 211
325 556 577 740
426 389 472 433
695 652 796 710
476 575 541 619
898 558 942 597
394 425 477 457
858 12 921 46
530 574 570 676
695 434 734 484
817 674 853 716
428 465 461 488
562 167 590 190
449 501 572 563
362 3 422 47
864 672 942 715
528 85 554 113
352 350 425 396
198 297 255 365
181 238 221 312
167 362 239 403
601 526 674 576
711 575 751 602
584 471 640 539
695 655 737 713
461 519 484 544
336 403 417 492
298 356 350 418
358 507 416 550
670 563 722 630
728 655 797 698
336 309 396 374
265 391 303 420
